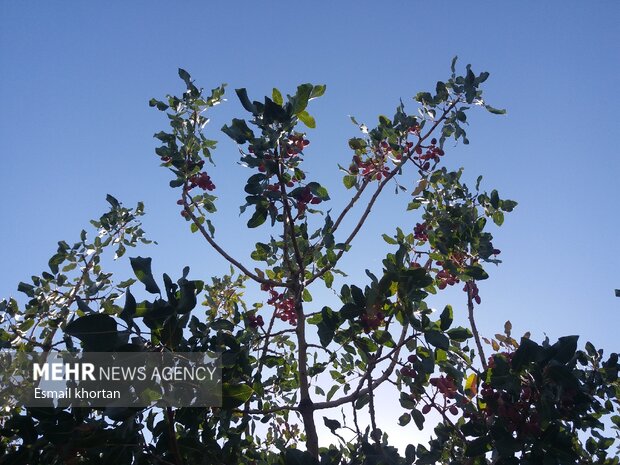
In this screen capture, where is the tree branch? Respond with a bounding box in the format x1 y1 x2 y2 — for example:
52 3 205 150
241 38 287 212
244 305 280 422
466 281 488 370
306 100 459 286
182 190 286 288
312 323 409 410
276 153 304 274
330 178 370 235
165 407 182 465
293 283 319 458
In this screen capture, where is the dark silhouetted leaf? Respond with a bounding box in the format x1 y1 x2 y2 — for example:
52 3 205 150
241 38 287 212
130 257 161 294
425 331 449 350
440 305 453 331
323 416 341 432
66 314 118 351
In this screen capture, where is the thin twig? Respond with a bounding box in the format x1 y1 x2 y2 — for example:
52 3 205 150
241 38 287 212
182 190 286 288
306 100 460 286
466 281 488 370
330 178 370 235
276 150 304 274
313 323 409 410
165 407 182 465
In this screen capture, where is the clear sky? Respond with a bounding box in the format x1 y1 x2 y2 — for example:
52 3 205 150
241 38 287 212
1 0 619 449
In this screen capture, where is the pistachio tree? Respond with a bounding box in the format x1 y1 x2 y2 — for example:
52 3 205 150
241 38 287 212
1 60 618 465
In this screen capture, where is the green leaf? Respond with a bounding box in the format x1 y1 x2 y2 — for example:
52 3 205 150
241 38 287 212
398 413 411 426
477 71 490 84
140 388 162 403
399 392 416 409
19 319 35 332
382 234 398 245
62 262 77 272
415 91 433 105
222 383 254 409
435 81 448 101
400 268 434 289
292 83 313 114
492 210 504 226
211 319 235 331
314 185 330 200
447 327 472 342
235 88 257 114
48 252 65 274
250 242 270 261
373 330 395 348
178 68 191 86
348 137 366 150
310 84 326 99
130 257 161 294
317 306 338 346
484 104 506 115
245 174 266 195
323 417 341 432
17 282 35 298
551 335 579 364
65 314 118 351
412 409 425 430
222 118 254 144
323 271 334 288
464 265 489 281
247 207 268 228
326 385 339 401
350 285 365 306
263 97 286 122
149 98 169 111
490 189 500 209
585 341 597 357
425 330 450 350
75 296 94 314
176 280 197 314
355 393 370 409
206 219 216 237
439 305 453 331
378 115 392 127
297 110 316 128
355 337 378 353
272 88 283 105
501 199 517 212
105 194 120 208
120 288 136 322
450 56 458 74
343 175 356 189
307 313 322 324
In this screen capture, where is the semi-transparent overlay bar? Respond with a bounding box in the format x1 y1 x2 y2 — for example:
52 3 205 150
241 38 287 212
0 351 221 408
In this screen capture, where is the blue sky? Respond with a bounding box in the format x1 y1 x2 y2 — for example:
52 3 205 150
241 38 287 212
1 0 619 448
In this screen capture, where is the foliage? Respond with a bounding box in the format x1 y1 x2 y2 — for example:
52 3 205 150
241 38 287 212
1 60 618 465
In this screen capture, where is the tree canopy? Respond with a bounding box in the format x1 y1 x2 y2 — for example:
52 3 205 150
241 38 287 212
1 60 618 465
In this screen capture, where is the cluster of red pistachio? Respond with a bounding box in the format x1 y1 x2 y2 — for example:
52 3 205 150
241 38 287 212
261 284 297 326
